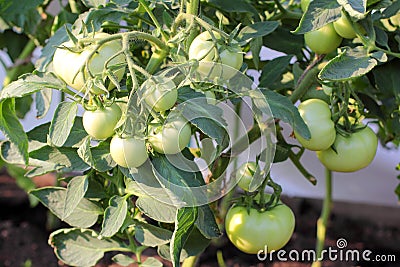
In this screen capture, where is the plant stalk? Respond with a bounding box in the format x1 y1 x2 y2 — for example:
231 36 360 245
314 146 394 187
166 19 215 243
312 168 333 267
182 255 198 267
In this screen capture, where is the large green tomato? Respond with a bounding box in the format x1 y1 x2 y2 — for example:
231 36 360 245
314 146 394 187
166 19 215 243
236 162 257 191
294 99 336 151
83 103 121 140
225 204 295 254
148 116 191 154
304 23 342 54
188 31 243 80
142 77 177 112
110 136 148 168
53 32 125 94
333 14 357 39
316 126 378 172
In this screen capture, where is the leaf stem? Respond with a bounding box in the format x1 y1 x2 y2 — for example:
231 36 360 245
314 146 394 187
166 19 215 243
312 168 332 266
288 150 317 185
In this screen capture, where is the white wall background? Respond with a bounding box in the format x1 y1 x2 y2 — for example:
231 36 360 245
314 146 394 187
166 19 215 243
1 42 399 207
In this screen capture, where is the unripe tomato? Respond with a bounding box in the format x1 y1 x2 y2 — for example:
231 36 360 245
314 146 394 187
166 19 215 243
188 31 243 80
142 77 177 112
236 162 257 191
53 32 125 94
294 99 336 151
333 14 357 39
148 116 191 154
225 204 295 254
304 23 342 54
110 136 148 168
83 103 121 140
316 126 378 172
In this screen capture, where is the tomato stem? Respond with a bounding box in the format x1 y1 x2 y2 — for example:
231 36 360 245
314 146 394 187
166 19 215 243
138 0 169 42
288 150 317 185
312 168 333 266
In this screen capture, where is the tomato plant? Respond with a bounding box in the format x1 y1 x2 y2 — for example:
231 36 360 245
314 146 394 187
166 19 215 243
82 102 121 140
225 203 295 254
188 31 243 79
147 115 192 154
304 23 343 54
53 32 125 94
0 0 399 266
317 126 378 172
295 99 336 151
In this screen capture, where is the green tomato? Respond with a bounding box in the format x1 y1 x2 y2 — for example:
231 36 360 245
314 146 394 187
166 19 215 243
53 32 125 94
316 126 378 172
148 116 192 154
225 204 295 254
83 103 121 140
142 77 178 112
294 99 336 151
304 23 342 54
236 162 257 191
188 31 243 80
110 136 148 168
333 14 357 39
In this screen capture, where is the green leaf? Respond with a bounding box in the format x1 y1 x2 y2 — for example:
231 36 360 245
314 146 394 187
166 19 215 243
318 47 387 81
170 207 198 267
48 101 78 147
293 0 341 34
337 0 367 19
250 37 262 69
62 175 89 220
112 254 136 266
28 146 90 176
158 227 211 262
0 72 66 99
237 21 279 44
6 163 38 206
260 89 311 139
263 27 304 59
133 220 173 247
27 117 86 148
141 257 163 267
0 0 43 34
176 99 229 152
49 228 127 267
35 89 52 119
259 55 293 88
31 187 102 228
100 196 128 238
136 196 178 223
204 0 258 14
195 205 221 238
78 137 117 172
373 59 400 98
81 0 108 8
0 99 29 165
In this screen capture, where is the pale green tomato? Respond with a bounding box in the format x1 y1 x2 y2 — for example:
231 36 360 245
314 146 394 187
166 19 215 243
110 136 148 168
333 14 357 39
148 116 191 154
53 32 125 94
142 77 178 112
294 99 336 151
189 31 243 80
83 103 121 140
304 23 342 54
